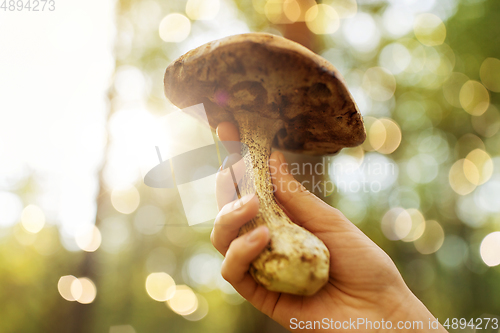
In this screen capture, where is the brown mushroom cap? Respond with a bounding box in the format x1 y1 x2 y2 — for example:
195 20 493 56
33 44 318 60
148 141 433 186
164 33 365 155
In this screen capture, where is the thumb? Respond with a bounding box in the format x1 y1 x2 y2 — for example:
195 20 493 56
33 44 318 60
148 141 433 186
269 151 357 235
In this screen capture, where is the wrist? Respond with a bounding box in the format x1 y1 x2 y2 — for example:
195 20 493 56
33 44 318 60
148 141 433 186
383 288 448 333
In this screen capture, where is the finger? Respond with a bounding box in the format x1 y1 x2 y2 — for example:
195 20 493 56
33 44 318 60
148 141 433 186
221 226 270 293
215 167 237 210
215 153 247 210
216 121 240 141
269 151 356 234
216 122 241 154
215 122 245 209
211 194 259 256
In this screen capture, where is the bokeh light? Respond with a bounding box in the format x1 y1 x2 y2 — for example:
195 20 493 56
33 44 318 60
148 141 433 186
465 149 493 185
73 278 97 304
343 146 365 164
342 13 380 52
186 0 220 21
59 275 97 304
459 80 490 116
401 39 426 74
455 133 485 158
265 0 287 24
183 294 209 321
417 129 449 162
382 6 414 38
407 154 439 184
145 272 176 302
58 275 79 301
167 285 198 315
20 204 45 234
111 185 140 214
305 4 340 35
185 251 222 291
283 0 304 22
474 175 500 214
401 209 426 242
414 13 446 46
70 278 83 301
330 0 357 18
362 116 376 151
368 119 386 151
449 159 478 195
382 208 427 242
479 57 500 92
75 225 102 252
480 232 500 267
282 0 301 22
456 194 487 228
433 44 456 77
414 220 445 254
261 0 317 24
381 207 412 241
159 14 191 43
113 66 147 101
362 67 396 102
379 43 412 75
376 119 402 154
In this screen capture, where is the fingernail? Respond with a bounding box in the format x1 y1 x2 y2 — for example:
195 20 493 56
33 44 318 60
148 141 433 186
240 193 256 205
247 226 264 243
222 153 242 170
240 193 251 200
231 194 255 210
222 156 229 169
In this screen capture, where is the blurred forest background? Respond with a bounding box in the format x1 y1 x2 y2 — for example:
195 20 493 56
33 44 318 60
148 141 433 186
1 0 500 332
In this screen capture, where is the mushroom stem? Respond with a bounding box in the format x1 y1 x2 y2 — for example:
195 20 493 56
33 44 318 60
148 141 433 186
233 110 330 296
234 111 286 224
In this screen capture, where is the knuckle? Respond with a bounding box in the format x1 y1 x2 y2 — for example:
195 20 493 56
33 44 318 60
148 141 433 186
215 205 233 226
214 210 223 225
220 259 231 282
330 206 346 218
210 229 215 246
220 198 242 218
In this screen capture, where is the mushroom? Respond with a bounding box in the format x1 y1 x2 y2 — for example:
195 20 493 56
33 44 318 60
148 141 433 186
164 33 365 295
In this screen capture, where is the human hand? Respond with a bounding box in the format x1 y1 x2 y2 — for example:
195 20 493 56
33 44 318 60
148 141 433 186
211 122 447 332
